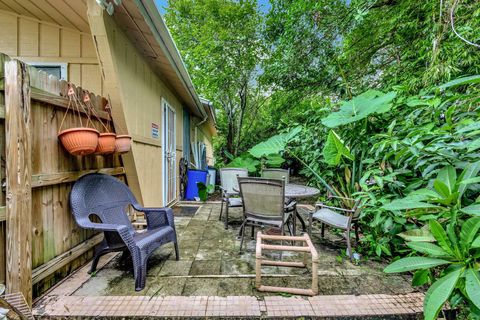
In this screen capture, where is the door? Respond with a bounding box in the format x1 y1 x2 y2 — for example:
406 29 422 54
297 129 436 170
162 100 176 206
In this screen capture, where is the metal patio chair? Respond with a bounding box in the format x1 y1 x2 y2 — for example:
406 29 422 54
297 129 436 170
219 168 248 229
261 168 290 184
70 173 179 291
237 177 295 252
308 195 361 260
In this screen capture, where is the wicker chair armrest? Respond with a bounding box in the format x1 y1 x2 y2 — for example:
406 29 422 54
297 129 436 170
314 202 355 213
133 204 175 229
81 221 136 249
81 221 127 232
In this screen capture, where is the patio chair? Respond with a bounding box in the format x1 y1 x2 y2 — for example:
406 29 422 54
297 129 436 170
261 168 290 184
219 168 248 229
70 173 179 291
308 195 361 260
261 168 297 224
237 177 295 252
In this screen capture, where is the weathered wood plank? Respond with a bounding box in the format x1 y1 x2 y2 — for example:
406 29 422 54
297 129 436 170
0 53 11 90
32 233 103 285
31 89 110 120
32 167 125 188
5 60 32 305
0 206 5 222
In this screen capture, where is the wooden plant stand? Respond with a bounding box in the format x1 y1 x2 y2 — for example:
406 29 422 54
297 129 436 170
255 232 319 296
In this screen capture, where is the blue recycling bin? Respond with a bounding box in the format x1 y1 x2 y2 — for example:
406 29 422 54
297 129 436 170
185 169 208 200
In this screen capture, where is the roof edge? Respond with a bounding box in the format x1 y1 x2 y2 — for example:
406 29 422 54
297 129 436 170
134 0 207 119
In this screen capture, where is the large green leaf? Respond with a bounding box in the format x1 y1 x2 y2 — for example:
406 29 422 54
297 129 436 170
430 220 454 255
466 268 480 310
438 75 480 89
472 236 480 248
460 217 480 249
322 130 354 165
433 166 457 197
412 269 430 287
226 156 260 173
424 269 463 320
384 257 450 273
382 198 439 211
397 227 435 242
468 139 480 152
249 127 301 158
264 153 285 167
461 204 480 216
321 90 397 128
406 242 450 257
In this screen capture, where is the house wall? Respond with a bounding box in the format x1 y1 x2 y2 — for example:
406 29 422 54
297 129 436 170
102 14 185 206
0 9 103 95
190 117 215 167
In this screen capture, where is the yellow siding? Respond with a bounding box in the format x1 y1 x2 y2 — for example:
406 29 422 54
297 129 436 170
0 9 103 95
190 117 215 166
104 15 185 206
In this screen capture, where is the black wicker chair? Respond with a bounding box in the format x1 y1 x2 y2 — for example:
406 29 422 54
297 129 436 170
70 173 178 291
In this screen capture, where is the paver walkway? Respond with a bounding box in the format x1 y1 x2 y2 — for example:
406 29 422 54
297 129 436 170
33 202 424 318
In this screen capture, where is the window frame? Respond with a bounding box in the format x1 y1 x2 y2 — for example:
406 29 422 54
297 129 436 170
29 62 68 80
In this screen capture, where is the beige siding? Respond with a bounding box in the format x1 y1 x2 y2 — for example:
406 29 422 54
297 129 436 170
190 116 215 166
0 10 102 95
104 16 185 206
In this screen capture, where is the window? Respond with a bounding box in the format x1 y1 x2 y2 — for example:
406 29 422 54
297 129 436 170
30 62 67 80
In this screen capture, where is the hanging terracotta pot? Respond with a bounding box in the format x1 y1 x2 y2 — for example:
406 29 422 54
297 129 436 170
95 132 117 155
115 134 132 154
58 85 100 156
58 127 100 156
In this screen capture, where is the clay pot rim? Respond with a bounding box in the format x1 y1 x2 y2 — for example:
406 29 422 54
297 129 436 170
58 127 100 137
99 132 117 137
116 134 132 139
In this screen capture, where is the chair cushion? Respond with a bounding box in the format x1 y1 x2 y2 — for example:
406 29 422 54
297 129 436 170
312 208 350 229
227 198 243 207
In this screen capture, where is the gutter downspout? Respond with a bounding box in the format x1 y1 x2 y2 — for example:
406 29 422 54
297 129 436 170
194 114 208 144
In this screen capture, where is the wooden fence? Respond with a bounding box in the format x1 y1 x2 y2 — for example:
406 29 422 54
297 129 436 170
0 53 127 305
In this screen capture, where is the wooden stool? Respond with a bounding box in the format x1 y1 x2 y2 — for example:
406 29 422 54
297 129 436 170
255 232 319 296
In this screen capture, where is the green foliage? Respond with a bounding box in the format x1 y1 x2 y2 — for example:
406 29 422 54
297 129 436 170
165 0 265 157
225 127 300 173
225 155 260 173
321 90 396 128
197 182 215 202
322 130 354 165
166 1 480 316
249 127 301 158
384 216 480 319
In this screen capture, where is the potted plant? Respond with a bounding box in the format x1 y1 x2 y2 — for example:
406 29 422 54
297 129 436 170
57 85 99 156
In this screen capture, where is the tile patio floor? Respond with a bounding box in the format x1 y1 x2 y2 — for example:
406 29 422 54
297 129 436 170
33 202 424 318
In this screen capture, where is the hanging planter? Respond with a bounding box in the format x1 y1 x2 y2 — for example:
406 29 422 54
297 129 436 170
115 134 132 154
102 100 132 154
84 94 117 155
58 85 99 156
96 132 117 154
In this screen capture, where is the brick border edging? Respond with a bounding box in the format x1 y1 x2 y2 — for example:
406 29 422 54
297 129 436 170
33 255 424 318
33 293 424 318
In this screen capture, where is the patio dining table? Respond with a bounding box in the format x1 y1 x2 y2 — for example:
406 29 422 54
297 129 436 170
284 184 320 233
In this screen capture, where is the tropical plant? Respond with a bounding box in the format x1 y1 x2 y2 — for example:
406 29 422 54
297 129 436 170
384 218 480 319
